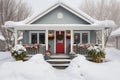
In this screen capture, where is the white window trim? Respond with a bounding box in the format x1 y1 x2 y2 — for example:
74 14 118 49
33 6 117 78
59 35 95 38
29 31 45 44
73 31 90 44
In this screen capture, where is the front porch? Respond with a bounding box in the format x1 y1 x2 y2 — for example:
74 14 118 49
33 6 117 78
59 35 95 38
13 24 105 55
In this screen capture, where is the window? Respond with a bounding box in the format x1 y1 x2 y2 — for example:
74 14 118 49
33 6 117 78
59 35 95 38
74 31 90 44
57 12 63 19
82 33 88 44
39 33 45 44
74 33 80 44
30 31 45 44
31 33 37 44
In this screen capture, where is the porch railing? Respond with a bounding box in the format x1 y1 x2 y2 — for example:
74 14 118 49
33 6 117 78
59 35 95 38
23 44 46 55
73 44 87 55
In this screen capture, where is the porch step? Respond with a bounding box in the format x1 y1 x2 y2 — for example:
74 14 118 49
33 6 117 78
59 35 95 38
50 55 70 59
47 55 71 69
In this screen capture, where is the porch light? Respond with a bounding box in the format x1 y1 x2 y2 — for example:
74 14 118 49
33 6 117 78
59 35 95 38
66 31 71 39
48 32 54 40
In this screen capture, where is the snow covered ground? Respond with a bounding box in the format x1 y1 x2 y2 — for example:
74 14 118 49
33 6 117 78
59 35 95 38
0 48 120 80
0 52 14 65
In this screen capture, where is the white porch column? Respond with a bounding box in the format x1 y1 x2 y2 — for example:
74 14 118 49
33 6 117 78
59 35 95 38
70 30 73 52
14 29 18 46
45 30 48 50
102 29 105 49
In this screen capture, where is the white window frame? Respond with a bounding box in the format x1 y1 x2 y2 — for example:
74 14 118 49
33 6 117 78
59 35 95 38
73 31 90 44
29 31 45 44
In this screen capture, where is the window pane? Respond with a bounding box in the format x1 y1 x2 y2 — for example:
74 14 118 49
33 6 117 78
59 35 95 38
39 33 45 44
31 33 37 44
82 33 88 44
74 33 80 44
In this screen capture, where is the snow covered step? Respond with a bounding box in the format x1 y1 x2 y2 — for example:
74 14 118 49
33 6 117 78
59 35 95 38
46 59 71 62
51 63 69 67
50 55 70 59
46 58 71 69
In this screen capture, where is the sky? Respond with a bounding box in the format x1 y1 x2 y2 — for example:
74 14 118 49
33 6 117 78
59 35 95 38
26 0 81 13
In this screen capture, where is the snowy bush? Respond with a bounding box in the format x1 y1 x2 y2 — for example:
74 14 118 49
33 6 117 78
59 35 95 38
87 45 105 63
11 44 27 61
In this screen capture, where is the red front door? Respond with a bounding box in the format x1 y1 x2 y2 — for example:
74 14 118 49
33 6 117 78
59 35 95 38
56 31 64 53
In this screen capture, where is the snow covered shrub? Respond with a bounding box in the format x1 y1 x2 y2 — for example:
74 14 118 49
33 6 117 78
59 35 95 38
11 44 27 61
87 45 105 63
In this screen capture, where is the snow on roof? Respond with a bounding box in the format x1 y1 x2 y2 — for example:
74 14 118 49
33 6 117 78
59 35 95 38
18 36 23 41
93 20 117 28
111 27 120 37
4 21 26 27
4 1 116 28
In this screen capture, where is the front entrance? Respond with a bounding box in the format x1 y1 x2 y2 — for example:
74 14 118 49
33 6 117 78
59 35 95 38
56 31 65 53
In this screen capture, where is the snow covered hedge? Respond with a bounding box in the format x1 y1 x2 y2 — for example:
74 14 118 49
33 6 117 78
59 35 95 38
11 44 27 61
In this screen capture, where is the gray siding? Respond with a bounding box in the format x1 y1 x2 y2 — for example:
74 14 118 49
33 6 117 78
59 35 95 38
90 31 96 44
32 6 90 24
23 31 29 44
66 38 70 54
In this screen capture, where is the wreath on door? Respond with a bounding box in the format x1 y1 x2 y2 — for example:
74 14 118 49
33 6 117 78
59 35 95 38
57 34 63 41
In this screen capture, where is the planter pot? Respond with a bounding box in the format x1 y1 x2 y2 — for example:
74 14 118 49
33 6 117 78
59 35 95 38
92 57 102 63
70 54 76 59
44 54 50 60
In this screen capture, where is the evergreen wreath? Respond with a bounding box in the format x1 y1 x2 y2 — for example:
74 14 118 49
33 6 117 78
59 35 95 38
57 34 63 40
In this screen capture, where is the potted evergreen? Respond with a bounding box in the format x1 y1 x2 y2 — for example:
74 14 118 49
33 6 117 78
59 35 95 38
87 45 105 63
11 44 27 61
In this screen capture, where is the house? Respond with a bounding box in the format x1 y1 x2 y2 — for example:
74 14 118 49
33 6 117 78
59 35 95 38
111 27 120 49
3 2 116 55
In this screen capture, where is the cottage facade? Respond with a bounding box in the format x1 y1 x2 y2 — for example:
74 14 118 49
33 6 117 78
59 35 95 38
4 2 115 54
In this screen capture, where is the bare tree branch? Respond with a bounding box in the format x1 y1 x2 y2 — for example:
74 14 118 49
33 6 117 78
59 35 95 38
80 0 120 46
0 0 32 50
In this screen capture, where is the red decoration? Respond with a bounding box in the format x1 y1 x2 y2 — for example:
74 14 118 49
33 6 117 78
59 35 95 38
44 50 51 54
32 44 38 49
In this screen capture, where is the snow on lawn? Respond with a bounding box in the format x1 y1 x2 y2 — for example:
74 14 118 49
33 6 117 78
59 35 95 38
0 54 85 80
66 48 120 80
0 48 120 80
0 52 14 65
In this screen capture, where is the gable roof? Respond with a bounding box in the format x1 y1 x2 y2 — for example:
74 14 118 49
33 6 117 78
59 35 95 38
24 2 96 24
4 1 117 28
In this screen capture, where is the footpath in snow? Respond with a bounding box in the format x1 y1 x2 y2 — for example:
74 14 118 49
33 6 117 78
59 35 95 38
0 48 120 80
